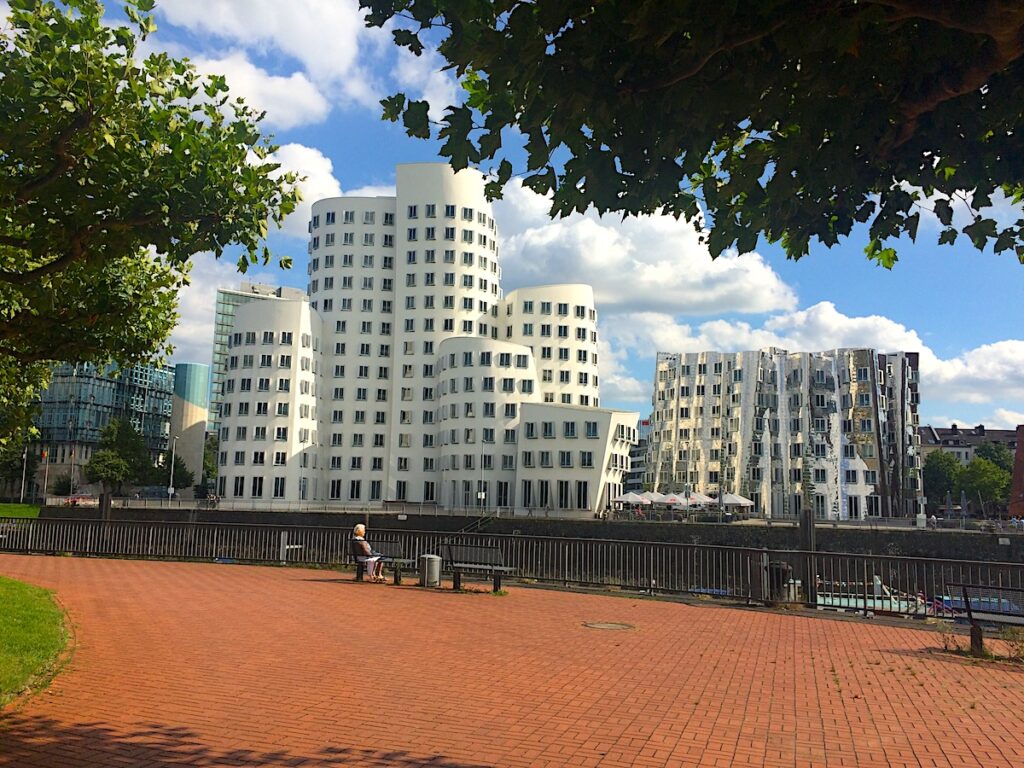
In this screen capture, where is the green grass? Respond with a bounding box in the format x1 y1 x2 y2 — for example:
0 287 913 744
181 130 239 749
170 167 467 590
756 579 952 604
0 576 66 708
0 504 40 518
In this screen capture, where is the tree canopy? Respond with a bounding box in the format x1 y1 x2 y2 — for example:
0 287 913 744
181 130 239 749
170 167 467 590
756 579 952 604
974 442 1015 474
923 450 963 509
959 456 1012 508
84 449 129 518
365 0 1024 268
99 419 154 486
0 0 300 444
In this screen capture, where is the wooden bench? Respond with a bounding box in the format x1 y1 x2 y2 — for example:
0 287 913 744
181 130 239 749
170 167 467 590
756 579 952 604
441 542 515 592
948 582 1024 655
349 538 416 584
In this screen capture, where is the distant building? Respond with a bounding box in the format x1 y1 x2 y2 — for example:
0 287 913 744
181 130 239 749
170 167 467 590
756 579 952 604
919 424 1019 465
210 282 307 433
30 362 210 496
33 363 174 494
624 417 651 492
646 348 922 519
170 363 211 488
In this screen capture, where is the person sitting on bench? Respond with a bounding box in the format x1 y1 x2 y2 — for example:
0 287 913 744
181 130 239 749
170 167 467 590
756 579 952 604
353 523 386 583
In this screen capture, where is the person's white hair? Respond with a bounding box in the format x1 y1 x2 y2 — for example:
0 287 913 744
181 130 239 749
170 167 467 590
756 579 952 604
353 523 366 536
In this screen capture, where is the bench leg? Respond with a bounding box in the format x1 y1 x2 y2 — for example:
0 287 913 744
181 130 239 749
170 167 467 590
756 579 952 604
970 623 985 657
493 574 501 593
355 562 365 582
453 570 462 591
394 565 402 586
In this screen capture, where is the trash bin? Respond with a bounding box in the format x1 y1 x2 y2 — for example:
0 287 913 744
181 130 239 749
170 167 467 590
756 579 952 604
419 554 441 588
767 561 793 602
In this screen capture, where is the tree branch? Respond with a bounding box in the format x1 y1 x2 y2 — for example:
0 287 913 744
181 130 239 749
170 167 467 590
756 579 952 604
623 21 788 95
0 211 163 286
12 108 94 205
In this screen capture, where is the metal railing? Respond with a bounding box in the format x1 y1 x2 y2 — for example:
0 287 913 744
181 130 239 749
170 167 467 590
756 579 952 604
3 517 1023 620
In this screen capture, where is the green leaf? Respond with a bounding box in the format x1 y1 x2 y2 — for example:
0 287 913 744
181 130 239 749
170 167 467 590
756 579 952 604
392 28 425 56
402 99 431 139
381 93 407 122
932 198 953 226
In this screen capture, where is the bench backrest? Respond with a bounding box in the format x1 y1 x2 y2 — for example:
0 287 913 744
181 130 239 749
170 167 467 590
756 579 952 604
349 537 406 559
950 583 1024 625
443 543 504 567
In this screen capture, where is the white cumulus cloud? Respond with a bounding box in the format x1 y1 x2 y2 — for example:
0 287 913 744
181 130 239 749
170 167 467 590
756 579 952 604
266 143 343 237
158 0 389 108
190 51 330 130
495 181 797 316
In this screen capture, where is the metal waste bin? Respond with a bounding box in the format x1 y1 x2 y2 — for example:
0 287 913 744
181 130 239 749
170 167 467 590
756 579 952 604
419 554 441 588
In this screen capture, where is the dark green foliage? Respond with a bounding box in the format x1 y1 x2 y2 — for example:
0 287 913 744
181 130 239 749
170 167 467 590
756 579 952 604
364 0 1024 266
974 442 1015 474
99 419 154 485
923 450 962 509
0 0 300 446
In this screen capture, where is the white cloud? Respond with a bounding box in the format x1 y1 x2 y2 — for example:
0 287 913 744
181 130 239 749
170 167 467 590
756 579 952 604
764 301 926 354
266 143 343 237
495 181 797 316
992 409 1024 430
596 337 648 405
168 256 282 364
392 46 459 121
190 51 330 130
157 0 389 108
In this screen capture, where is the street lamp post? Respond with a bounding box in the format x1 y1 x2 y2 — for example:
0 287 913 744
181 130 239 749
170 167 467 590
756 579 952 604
19 445 27 503
167 435 179 503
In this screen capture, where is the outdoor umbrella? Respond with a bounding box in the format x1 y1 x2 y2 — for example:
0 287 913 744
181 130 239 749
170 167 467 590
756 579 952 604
613 491 651 505
720 492 755 507
641 491 667 502
685 491 715 505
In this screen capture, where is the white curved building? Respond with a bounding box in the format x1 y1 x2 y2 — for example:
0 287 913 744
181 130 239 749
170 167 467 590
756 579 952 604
216 163 636 516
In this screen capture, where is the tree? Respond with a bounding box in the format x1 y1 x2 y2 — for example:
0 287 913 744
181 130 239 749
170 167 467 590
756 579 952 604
922 450 962 510
51 474 73 496
975 442 1015 474
154 454 194 492
366 0 1024 268
958 457 1011 513
203 433 219 486
0 0 300 445
0 439 38 499
84 449 129 520
99 419 155 486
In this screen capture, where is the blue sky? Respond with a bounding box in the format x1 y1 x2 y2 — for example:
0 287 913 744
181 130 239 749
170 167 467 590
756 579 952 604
121 0 1024 430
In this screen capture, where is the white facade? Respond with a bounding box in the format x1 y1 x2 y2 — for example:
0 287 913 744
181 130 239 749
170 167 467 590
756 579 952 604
216 163 636 517
646 348 923 519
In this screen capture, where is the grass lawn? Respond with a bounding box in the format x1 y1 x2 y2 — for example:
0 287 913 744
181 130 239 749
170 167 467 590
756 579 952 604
0 576 66 708
0 503 40 518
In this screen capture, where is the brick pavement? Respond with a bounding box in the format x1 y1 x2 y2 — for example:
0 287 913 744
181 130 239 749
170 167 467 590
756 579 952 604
1 554 1023 768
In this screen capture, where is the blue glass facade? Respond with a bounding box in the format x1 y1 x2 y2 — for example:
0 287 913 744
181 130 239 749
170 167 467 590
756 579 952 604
35 362 175 464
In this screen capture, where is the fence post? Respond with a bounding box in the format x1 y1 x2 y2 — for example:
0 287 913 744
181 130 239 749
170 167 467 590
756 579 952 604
279 530 288 565
862 559 870 617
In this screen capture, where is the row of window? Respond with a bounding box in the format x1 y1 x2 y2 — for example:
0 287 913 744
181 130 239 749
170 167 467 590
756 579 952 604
661 361 876 384
310 229 497 252
309 250 499 275
514 301 593 319
310 205 494 229
227 330 303 348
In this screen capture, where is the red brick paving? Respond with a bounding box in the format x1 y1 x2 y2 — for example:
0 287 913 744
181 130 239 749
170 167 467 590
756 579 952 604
2 555 1024 767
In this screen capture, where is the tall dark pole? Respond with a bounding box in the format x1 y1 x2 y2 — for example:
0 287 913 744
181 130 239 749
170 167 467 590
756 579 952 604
801 505 817 605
